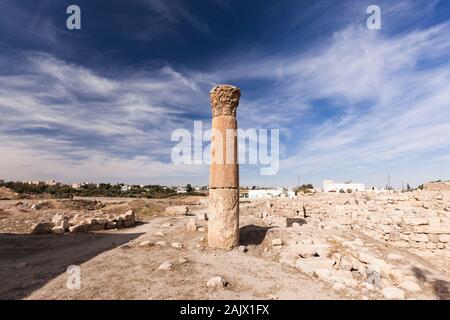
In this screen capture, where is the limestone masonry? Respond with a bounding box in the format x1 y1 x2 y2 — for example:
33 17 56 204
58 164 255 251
243 190 450 253
208 85 241 249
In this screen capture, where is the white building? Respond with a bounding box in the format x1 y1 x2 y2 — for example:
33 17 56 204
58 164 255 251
26 180 43 185
176 187 187 194
71 182 90 189
367 186 387 193
323 180 365 192
248 188 296 199
121 185 132 192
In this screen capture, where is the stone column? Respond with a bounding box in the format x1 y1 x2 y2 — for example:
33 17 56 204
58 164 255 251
208 84 240 249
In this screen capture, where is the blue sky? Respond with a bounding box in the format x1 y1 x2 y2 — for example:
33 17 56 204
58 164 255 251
1 0 450 188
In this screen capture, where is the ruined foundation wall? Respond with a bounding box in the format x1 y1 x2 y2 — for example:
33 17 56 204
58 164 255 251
247 191 450 253
424 182 450 191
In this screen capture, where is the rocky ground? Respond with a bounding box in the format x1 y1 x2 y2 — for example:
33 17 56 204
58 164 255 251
0 192 448 300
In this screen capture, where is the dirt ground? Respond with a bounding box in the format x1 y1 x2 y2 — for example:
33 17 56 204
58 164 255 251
0 195 448 300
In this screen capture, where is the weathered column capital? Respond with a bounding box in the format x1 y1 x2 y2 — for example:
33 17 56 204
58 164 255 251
210 84 241 117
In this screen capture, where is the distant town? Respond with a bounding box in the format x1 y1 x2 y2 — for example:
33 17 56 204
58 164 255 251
1 178 440 200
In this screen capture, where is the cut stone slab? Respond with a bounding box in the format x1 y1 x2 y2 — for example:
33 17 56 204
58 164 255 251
279 251 298 267
271 238 283 246
387 253 403 261
165 206 189 216
197 212 208 221
329 270 358 288
31 222 54 234
69 223 89 233
138 240 153 247
382 287 405 299
186 219 197 232
295 257 336 276
158 261 173 271
399 281 421 293
88 223 105 231
52 215 69 229
207 276 225 288
51 226 65 235
314 269 332 280
106 222 117 229
402 217 429 226
171 242 183 249
295 244 319 258
357 251 375 264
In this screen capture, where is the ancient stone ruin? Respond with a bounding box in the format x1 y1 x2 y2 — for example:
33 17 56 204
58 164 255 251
424 181 450 191
207 85 241 249
30 210 136 235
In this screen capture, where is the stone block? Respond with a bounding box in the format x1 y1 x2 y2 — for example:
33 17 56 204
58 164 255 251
31 222 54 234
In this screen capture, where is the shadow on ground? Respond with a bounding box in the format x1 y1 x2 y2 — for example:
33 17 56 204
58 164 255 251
286 218 307 227
411 266 449 300
0 230 144 299
239 225 273 246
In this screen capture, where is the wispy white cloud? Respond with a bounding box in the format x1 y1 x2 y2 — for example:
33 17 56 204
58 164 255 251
197 11 450 186
0 141 206 184
0 1 58 44
0 52 212 183
271 23 450 186
141 0 212 36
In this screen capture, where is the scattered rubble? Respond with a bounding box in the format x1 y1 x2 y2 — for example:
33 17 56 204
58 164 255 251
271 239 283 246
30 210 137 235
138 240 153 247
207 276 225 288
171 242 183 249
31 222 54 234
158 261 173 271
165 206 189 215
382 287 405 299
186 219 197 232
1 191 449 300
